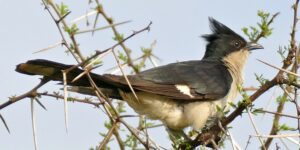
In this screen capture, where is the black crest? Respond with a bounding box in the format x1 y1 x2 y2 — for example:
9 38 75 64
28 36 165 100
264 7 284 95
202 17 243 42
202 17 246 59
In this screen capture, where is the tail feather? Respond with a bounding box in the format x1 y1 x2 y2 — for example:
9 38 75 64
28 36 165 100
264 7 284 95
67 86 122 99
16 59 122 98
16 59 87 85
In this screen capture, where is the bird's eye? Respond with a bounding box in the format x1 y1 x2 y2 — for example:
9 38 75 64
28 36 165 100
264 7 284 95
232 40 241 48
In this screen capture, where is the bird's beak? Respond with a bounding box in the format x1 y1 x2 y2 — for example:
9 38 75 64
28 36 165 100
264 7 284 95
246 42 264 51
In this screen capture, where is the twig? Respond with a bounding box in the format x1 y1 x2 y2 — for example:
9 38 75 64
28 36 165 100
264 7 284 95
286 137 300 146
56 11 71 23
253 12 280 43
119 119 160 149
224 78 278 125
37 92 101 107
97 122 118 150
245 136 252 150
92 0 101 35
47 1 85 62
263 93 287 149
253 134 300 138
227 130 241 150
64 21 152 74
107 56 144 74
262 109 300 119
99 6 142 73
113 129 125 150
75 20 131 35
289 0 300 143
279 138 291 150
41 0 83 63
246 107 266 150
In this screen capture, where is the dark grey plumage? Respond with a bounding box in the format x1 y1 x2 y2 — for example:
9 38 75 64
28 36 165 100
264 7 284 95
137 59 232 100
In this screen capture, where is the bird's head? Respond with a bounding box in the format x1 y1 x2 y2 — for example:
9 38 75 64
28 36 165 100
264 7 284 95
202 17 263 59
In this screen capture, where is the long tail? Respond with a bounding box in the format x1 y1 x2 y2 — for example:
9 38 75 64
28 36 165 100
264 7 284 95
16 59 122 99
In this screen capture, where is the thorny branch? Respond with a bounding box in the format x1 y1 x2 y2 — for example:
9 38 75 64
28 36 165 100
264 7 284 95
0 2 155 149
0 78 49 110
41 0 82 63
95 1 140 73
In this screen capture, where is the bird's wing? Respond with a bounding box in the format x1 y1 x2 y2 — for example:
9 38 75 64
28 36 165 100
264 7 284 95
16 59 232 101
103 59 233 101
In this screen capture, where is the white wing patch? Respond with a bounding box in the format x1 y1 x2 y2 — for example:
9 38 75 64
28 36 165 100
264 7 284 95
175 85 194 98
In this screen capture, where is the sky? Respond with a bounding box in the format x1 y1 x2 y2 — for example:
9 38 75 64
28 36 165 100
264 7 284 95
0 0 298 149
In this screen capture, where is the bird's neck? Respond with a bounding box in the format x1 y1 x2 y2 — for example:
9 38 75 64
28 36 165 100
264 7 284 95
222 50 249 84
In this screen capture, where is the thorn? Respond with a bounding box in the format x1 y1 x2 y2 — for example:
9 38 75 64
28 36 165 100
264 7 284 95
35 99 47 111
31 99 38 150
257 59 300 77
32 41 62 54
62 71 69 133
0 114 10 133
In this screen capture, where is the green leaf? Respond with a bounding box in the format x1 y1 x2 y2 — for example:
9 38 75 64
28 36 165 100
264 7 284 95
228 102 237 108
64 24 79 35
276 95 287 103
279 123 296 131
104 121 112 129
118 51 127 62
255 73 268 86
116 101 126 113
277 46 287 60
252 108 264 115
124 134 139 148
113 33 124 42
56 2 69 16
242 10 275 41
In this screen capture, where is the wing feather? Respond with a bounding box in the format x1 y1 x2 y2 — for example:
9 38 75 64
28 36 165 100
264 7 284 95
103 59 232 101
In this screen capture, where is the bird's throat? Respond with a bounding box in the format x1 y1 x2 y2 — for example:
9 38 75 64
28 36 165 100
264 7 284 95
222 50 249 84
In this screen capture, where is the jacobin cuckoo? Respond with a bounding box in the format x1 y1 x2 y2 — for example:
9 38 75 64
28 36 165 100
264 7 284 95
16 18 263 131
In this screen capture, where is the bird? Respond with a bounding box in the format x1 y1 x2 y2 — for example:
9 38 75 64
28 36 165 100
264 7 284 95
16 18 263 135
